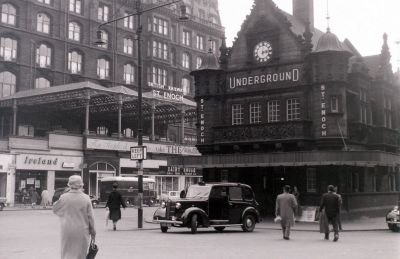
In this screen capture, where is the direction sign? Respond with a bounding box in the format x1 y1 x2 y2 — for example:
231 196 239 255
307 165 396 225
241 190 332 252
130 146 147 160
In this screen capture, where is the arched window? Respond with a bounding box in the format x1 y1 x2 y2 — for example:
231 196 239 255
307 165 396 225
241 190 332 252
0 37 17 61
37 0 51 5
68 50 82 74
68 22 81 41
88 161 116 197
37 13 50 33
97 58 109 79
123 37 133 54
123 63 134 84
35 77 50 88
181 77 190 95
1 3 16 25
36 44 52 67
0 71 16 98
98 30 108 48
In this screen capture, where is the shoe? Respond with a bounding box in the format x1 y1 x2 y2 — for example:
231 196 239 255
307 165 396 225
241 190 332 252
113 225 116 231
283 237 290 240
333 234 339 242
324 233 329 240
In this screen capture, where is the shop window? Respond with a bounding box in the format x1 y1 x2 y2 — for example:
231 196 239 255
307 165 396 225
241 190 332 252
372 175 377 192
389 174 396 192
184 176 201 189
18 125 34 137
96 126 108 135
156 176 179 197
352 172 360 192
306 168 316 193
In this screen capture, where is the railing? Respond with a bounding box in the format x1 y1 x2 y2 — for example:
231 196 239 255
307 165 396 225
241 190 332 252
348 122 400 147
212 121 313 143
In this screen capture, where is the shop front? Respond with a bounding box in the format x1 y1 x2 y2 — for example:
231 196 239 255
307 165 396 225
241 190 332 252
14 154 83 205
0 154 13 204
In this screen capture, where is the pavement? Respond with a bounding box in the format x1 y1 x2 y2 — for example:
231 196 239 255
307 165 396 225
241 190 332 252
2 204 389 232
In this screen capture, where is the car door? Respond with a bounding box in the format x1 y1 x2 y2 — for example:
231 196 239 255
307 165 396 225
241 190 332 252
228 186 247 224
209 186 229 221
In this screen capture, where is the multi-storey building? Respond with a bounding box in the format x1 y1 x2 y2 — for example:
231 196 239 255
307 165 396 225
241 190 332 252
0 0 224 205
181 0 400 218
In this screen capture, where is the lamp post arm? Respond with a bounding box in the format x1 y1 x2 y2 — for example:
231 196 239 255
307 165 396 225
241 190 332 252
97 0 181 29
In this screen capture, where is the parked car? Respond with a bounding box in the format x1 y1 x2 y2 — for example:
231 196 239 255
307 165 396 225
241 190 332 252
152 182 260 234
52 188 99 208
386 205 400 232
0 197 6 211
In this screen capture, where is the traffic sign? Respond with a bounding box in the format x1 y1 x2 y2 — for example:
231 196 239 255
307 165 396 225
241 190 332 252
130 146 147 160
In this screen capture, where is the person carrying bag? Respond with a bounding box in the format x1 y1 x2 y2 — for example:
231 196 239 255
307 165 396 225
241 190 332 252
86 239 99 259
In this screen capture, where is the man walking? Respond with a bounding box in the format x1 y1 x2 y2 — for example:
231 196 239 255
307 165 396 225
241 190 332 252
319 185 340 241
275 185 298 240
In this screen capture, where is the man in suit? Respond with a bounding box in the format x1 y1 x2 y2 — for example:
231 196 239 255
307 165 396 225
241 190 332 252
319 185 340 241
275 185 298 240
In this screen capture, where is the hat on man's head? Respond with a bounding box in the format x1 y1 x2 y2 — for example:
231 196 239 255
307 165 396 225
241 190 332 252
112 182 118 188
68 175 84 189
328 185 335 192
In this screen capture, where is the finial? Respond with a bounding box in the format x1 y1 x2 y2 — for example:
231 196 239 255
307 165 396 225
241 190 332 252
326 0 330 32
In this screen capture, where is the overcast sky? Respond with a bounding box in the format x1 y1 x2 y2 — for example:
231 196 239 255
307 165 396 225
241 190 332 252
218 0 400 71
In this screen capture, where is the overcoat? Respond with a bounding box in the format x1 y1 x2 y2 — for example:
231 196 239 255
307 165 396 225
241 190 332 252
106 190 126 222
275 193 298 226
53 189 96 259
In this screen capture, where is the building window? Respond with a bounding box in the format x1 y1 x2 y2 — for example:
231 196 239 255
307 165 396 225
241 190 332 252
360 88 367 124
384 96 392 129
232 104 243 125
170 48 176 66
68 22 81 41
372 175 377 192
35 77 50 88
123 38 133 54
196 35 204 50
352 172 360 192
306 168 316 192
267 100 280 122
0 37 17 61
171 25 177 42
389 174 396 192
151 66 167 85
181 77 190 95
196 57 202 69
96 126 108 135
182 52 190 69
0 71 16 98
36 44 52 68
97 58 109 79
124 12 134 29
37 13 50 34
98 4 109 22
331 96 339 113
37 0 51 4
153 17 168 36
1 3 16 26
182 30 191 46
123 63 134 84
68 50 82 74
287 98 300 121
250 103 261 124
98 30 108 48
152 41 168 60
209 39 216 52
69 0 82 14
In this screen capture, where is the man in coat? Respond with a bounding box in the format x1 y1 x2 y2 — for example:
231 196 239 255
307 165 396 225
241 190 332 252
275 185 298 240
106 182 126 231
53 175 96 259
319 185 340 241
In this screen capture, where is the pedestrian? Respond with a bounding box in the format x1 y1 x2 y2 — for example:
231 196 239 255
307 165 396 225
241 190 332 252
106 182 126 231
275 185 298 240
30 188 40 208
319 185 340 241
334 186 343 230
293 186 302 218
40 189 51 208
53 175 96 259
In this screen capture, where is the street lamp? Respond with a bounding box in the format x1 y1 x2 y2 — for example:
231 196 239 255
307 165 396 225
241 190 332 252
95 0 188 228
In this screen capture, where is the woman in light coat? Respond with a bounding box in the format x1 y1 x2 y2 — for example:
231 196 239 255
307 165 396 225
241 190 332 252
53 175 96 259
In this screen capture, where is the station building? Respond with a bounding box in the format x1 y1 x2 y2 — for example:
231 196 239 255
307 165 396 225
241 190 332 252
176 0 400 217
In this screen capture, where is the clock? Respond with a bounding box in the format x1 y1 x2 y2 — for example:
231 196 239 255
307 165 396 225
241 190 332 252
253 41 273 63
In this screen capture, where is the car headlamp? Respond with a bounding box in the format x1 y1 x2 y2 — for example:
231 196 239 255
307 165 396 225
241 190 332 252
175 202 182 209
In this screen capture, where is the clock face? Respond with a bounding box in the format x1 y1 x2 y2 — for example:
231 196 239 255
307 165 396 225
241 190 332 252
254 41 273 63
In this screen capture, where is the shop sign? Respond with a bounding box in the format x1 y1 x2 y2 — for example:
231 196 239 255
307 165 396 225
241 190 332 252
160 166 202 176
320 85 327 137
199 98 205 143
87 138 201 156
16 154 82 170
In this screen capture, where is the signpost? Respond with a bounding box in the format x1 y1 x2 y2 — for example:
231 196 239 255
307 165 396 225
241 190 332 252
130 146 147 160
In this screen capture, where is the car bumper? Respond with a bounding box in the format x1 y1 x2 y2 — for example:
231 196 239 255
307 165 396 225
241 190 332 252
152 219 184 225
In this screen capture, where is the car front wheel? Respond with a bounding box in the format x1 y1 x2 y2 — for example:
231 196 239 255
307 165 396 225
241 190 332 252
388 223 400 232
241 214 256 232
160 225 168 233
190 214 198 234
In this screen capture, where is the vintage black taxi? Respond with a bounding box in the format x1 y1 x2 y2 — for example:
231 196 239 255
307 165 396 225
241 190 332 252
152 182 260 233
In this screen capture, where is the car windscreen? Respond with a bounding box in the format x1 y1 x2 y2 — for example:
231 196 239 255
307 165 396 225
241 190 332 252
186 185 211 198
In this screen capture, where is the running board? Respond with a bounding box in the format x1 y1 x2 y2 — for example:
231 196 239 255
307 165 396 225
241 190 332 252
210 224 243 227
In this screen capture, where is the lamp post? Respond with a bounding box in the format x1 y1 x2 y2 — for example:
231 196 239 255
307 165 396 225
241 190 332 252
95 0 188 228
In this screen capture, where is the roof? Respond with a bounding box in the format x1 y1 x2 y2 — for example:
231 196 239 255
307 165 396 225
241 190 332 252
313 30 348 53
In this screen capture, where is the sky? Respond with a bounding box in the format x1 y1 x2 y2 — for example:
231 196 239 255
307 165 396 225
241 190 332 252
218 0 400 71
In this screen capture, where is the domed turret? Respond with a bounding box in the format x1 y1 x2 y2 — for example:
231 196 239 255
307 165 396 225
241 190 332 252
196 48 220 71
314 29 345 53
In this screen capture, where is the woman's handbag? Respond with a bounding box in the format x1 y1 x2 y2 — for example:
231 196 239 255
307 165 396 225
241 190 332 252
86 239 99 259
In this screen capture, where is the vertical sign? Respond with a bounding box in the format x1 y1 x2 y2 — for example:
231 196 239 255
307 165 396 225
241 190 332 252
320 85 327 137
199 98 205 143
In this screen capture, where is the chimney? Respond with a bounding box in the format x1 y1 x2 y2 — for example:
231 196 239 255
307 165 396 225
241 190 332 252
293 0 314 28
